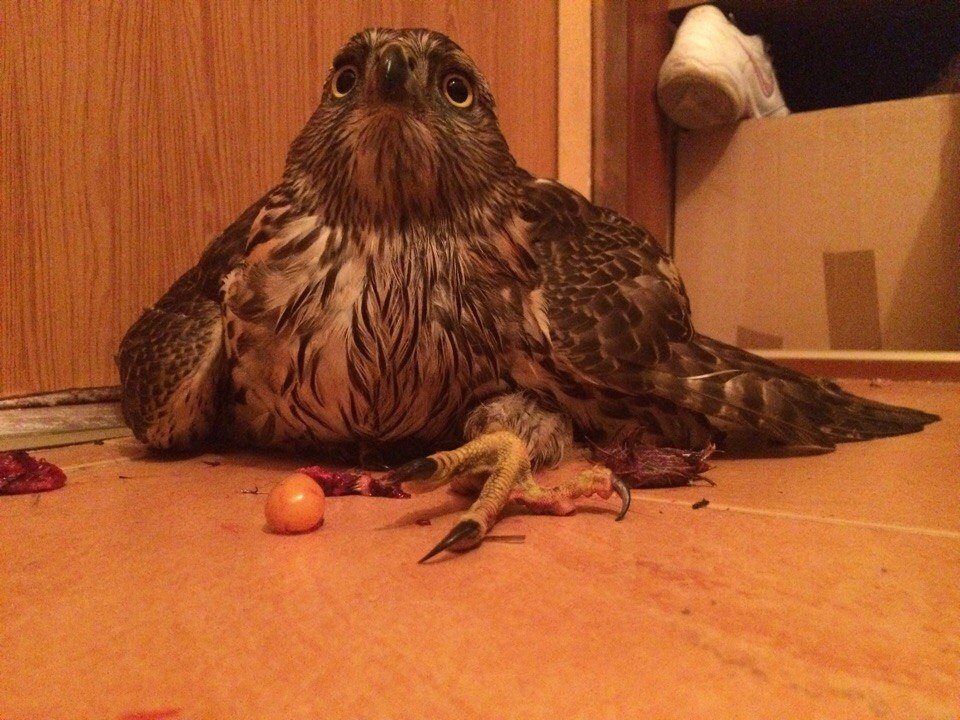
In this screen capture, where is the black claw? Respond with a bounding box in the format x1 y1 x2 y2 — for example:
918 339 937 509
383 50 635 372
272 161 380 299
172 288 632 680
612 475 631 521
419 519 481 563
388 456 439 483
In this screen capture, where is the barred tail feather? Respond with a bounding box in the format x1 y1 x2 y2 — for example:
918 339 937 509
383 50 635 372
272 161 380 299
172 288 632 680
648 334 940 449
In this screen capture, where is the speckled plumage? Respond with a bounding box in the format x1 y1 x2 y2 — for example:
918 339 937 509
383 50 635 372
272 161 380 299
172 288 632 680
117 28 937 472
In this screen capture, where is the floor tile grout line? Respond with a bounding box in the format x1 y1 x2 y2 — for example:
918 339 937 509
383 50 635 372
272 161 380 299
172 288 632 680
632 495 960 540
59 456 146 472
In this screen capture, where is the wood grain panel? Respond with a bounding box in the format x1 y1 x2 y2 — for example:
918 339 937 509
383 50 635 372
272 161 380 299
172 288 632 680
592 0 673 246
626 0 673 246
1 0 557 396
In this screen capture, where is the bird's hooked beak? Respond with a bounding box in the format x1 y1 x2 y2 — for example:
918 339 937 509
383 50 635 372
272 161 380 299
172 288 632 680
376 43 415 103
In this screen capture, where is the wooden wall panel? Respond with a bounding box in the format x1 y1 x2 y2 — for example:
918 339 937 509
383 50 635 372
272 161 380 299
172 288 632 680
592 0 673 246
0 0 558 396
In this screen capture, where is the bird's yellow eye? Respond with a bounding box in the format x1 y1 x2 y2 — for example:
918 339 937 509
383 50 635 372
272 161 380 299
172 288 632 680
332 65 358 98
442 74 473 108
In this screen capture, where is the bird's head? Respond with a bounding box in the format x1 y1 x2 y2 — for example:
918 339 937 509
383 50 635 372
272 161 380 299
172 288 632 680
284 28 519 229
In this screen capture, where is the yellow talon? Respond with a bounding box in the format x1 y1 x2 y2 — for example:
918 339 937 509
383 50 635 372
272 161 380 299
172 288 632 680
391 430 533 560
389 429 631 562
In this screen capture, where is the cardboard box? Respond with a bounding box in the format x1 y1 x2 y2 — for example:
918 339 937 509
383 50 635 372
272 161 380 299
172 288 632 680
673 93 960 351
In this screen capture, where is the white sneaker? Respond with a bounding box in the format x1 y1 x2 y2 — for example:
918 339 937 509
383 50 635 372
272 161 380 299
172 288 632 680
657 4 789 129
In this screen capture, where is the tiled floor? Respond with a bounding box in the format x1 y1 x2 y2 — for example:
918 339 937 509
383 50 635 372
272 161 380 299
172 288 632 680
2 380 958 719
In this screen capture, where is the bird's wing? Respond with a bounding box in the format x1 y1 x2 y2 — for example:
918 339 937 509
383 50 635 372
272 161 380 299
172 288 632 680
520 174 693 389
116 191 275 447
520 175 938 447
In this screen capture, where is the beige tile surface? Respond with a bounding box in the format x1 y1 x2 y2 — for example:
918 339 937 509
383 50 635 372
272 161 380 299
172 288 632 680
639 380 960 533
1 380 958 719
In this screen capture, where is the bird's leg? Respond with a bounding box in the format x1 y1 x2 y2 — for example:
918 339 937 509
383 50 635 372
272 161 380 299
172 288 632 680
447 455 630 518
390 430 630 562
391 430 531 561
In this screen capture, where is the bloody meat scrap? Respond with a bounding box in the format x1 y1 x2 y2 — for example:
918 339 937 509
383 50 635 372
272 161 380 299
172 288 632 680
296 466 410 499
0 450 67 494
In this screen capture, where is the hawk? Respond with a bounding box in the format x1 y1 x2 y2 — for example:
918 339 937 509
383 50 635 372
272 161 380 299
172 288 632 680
117 28 938 560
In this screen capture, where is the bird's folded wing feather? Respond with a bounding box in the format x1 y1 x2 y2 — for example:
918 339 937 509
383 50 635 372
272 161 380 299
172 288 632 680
521 174 693 391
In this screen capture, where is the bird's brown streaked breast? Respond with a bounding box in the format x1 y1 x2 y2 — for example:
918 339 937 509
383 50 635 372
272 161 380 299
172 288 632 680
221 223 510 449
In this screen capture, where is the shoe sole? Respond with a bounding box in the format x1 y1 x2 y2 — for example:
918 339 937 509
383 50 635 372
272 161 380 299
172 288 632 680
658 4 788 128
658 58 745 129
